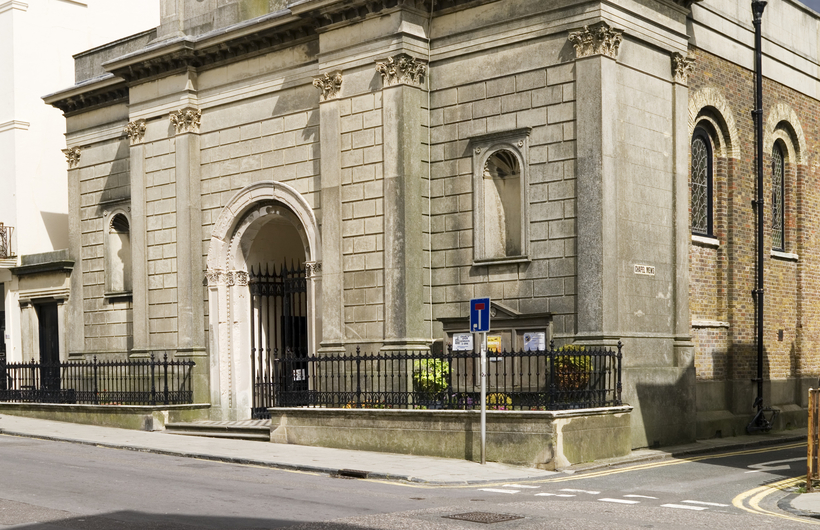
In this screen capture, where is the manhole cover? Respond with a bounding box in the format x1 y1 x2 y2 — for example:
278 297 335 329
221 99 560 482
443 512 524 524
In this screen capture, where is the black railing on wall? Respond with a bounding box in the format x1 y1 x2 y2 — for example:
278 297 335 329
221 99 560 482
272 341 622 411
0 353 194 405
0 223 13 259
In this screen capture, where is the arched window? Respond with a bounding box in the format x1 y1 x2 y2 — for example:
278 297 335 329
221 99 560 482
483 150 522 258
107 213 132 294
691 128 713 237
772 143 785 251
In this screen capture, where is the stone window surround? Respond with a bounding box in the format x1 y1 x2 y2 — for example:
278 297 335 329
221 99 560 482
469 127 531 267
102 203 133 300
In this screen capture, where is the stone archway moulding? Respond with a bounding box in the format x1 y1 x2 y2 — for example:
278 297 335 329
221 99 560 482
764 102 806 166
205 180 321 421
688 87 741 160
207 180 321 273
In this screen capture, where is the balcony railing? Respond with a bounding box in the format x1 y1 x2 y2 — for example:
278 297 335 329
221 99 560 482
0 223 13 259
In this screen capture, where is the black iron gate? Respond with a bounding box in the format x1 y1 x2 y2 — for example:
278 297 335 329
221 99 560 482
250 262 308 419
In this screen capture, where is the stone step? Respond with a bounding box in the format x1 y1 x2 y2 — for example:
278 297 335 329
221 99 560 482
164 420 271 442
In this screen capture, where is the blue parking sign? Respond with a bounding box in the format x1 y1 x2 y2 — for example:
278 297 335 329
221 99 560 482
470 298 491 332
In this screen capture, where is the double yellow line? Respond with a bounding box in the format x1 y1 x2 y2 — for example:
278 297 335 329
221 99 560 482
733 475 817 525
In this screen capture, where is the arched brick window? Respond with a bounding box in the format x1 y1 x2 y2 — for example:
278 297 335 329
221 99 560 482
691 128 713 237
771 142 785 251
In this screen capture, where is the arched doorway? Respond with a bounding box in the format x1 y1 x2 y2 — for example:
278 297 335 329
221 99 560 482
245 209 308 418
206 182 321 421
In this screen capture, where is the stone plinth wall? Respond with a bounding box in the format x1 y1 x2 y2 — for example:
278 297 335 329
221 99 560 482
0 403 210 431
269 406 632 469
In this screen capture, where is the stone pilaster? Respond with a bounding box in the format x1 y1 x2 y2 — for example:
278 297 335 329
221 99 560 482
170 107 205 354
672 53 695 365
377 54 429 352
65 148 84 356
574 25 621 344
126 119 149 355
316 73 345 354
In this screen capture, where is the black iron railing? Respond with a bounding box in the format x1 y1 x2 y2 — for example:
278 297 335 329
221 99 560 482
0 353 194 405
272 341 622 411
0 223 13 259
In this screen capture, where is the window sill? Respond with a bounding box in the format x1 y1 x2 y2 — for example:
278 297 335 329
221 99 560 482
692 319 730 328
771 250 798 262
691 235 720 248
473 256 531 267
104 291 133 302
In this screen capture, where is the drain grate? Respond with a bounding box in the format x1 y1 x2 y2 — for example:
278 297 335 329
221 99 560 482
443 512 524 524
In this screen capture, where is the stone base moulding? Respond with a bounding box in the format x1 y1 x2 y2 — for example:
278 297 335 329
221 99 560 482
0 403 211 432
269 406 633 469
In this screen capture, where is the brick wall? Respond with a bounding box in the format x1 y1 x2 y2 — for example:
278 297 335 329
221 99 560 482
688 47 820 381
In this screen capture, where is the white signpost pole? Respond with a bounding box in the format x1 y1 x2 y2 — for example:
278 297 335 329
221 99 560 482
480 330 487 465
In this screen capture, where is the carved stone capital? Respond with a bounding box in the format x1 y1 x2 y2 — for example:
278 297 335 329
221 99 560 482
206 270 222 286
234 270 249 286
169 107 201 134
568 22 623 59
313 72 343 101
672 52 695 84
62 147 81 168
305 261 322 278
124 119 147 144
376 54 427 87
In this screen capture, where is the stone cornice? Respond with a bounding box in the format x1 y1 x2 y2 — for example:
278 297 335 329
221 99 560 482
43 75 128 116
103 17 316 85
0 1 28 14
670 0 703 8
0 120 30 133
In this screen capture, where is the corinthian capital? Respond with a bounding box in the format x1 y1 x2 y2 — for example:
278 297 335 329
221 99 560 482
568 22 623 59
62 147 81 168
376 54 427 87
672 52 696 84
124 119 147 144
313 72 343 101
169 107 201 134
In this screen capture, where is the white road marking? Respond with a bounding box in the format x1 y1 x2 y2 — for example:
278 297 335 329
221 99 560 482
682 500 729 507
661 504 708 511
479 488 519 494
599 498 640 504
504 484 540 489
561 488 601 495
745 457 804 473
624 495 658 499
535 493 576 497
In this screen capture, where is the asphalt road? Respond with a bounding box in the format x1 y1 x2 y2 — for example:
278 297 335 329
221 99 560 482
0 435 812 529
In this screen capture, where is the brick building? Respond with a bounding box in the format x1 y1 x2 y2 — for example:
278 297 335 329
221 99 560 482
39 0 820 449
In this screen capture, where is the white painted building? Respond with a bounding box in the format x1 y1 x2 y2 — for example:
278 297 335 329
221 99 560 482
0 0 159 362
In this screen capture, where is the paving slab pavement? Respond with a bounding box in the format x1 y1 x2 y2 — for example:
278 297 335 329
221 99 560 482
0 414 810 490
0 415 557 485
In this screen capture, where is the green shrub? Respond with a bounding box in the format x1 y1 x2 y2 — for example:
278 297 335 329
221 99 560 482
413 359 450 396
555 344 591 391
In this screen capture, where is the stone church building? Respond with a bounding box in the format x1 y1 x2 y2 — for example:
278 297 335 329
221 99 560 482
40 0 820 449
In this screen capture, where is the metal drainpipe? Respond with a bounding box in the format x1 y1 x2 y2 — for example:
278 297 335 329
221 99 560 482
752 0 766 418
